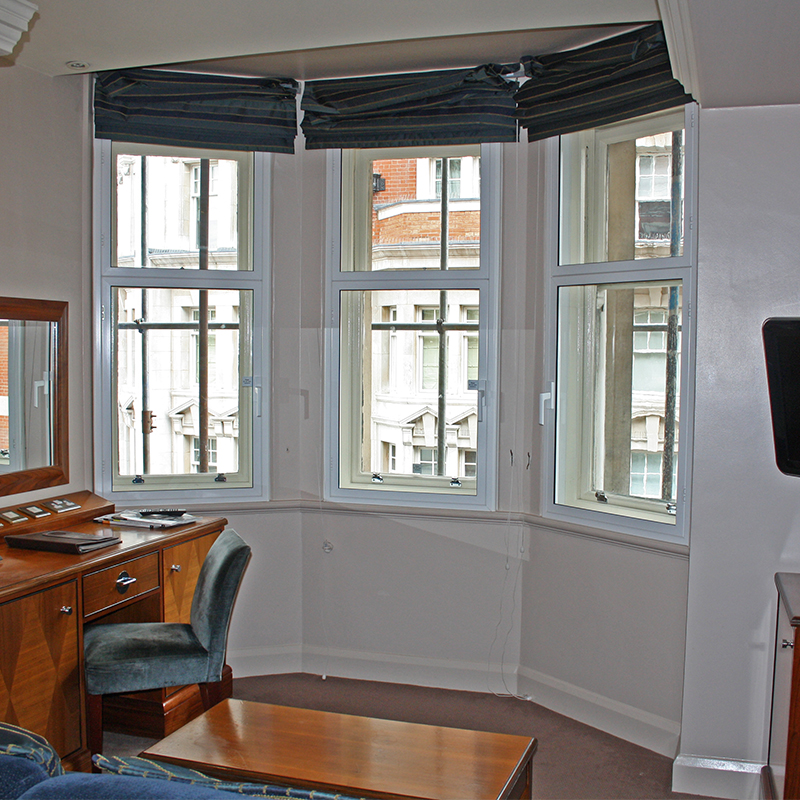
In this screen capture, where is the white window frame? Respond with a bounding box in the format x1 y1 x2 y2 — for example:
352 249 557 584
92 139 271 504
325 144 500 511
541 104 698 545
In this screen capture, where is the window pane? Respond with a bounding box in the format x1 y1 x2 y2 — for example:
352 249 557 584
112 145 252 271
343 149 481 271
113 287 251 483
559 111 685 266
555 279 682 522
340 288 480 492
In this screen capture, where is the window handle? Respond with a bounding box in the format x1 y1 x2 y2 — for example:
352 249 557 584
468 379 486 422
539 382 554 425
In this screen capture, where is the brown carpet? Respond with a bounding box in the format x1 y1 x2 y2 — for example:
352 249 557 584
105 672 721 800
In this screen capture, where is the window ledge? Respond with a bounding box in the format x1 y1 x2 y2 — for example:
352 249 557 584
175 498 689 559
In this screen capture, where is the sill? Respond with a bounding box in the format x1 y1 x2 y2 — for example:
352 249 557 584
542 501 688 555
171 497 689 558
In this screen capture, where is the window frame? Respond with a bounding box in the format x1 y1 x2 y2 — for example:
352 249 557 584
92 139 271 504
541 104 698 545
325 144 501 511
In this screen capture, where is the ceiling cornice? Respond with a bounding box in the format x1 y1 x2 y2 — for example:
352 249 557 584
0 0 36 57
657 0 701 104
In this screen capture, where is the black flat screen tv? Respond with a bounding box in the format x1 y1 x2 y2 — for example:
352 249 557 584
763 317 800 476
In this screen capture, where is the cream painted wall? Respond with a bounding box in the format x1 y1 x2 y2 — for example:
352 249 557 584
0 66 91 505
674 105 800 800
218 510 304 676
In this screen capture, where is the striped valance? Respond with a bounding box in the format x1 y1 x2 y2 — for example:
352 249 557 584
301 64 518 149
93 24 692 154
94 69 299 154
515 23 693 142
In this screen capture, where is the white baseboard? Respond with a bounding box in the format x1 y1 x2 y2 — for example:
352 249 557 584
300 645 520 696
517 665 681 758
671 754 764 800
227 644 303 678
227 646 682 763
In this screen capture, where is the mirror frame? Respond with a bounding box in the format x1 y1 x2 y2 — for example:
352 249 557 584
0 296 68 496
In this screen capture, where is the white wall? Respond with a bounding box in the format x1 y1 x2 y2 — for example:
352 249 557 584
519 527 688 756
674 105 800 800
0 66 92 504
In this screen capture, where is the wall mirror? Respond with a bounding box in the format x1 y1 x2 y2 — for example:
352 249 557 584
0 297 68 496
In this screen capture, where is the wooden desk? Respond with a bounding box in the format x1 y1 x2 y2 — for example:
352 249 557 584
144 699 537 800
0 491 228 772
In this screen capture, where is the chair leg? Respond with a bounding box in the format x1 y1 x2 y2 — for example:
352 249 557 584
86 693 104 762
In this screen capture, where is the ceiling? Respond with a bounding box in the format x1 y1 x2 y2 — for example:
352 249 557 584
4 0 800 109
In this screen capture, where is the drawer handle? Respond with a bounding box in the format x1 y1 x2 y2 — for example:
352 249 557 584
783 639 795 650
60 605 73 615
116 571 138 594
170 564 182 572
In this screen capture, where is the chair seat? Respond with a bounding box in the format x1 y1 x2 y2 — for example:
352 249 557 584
84 623 210 695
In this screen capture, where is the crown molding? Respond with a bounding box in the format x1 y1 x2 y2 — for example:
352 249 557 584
0 0 36 57
658 0 701 105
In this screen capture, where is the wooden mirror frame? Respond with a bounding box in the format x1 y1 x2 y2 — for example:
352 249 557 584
0 297 68 496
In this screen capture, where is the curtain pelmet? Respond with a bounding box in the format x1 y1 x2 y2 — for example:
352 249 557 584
301 64 518 149
94 69 299 154
515 23 693 142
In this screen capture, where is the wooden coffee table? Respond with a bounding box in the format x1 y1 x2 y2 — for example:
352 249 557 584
141 698 536 800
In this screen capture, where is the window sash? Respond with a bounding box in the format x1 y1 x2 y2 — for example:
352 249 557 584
326 145 500 510
543 104 697 544
110 142 254 272
110 286 252 490
94 139 269 503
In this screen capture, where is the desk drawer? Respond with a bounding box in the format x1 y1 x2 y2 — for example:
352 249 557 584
83 553 160 618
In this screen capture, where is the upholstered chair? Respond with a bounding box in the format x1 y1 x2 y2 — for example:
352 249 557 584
83 529 251 755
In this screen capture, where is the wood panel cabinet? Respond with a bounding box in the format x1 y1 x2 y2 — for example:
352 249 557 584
765 573 800 799
0 581 81 757
163 531 220 624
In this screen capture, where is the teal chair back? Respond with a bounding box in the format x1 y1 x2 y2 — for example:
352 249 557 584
191 529 251 682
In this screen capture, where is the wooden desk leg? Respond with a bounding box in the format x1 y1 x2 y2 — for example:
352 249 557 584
86 693 103 765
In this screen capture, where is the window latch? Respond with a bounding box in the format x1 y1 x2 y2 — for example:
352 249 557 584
468 379 486 422
539 382 555 425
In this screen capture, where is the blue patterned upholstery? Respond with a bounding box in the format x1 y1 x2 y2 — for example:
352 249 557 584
93 756 362 800
0 755 49 800
0 724 64 778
